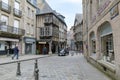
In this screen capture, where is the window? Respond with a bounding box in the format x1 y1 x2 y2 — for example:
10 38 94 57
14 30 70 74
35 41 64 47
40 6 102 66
31 25 34 35
14 1 20 10
1 15 8 31
14 20 19 34
2 0 8 4
32 10 34 18
26 23 30 33
14 20 19 28
101 34 114 63
27 7 30 17
40 28 44 36
45 27 50 36
1 15 8 25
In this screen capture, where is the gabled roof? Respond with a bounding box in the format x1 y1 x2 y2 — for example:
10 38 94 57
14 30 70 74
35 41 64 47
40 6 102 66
37 0 53 14
37 0 67 27
74 14 83 26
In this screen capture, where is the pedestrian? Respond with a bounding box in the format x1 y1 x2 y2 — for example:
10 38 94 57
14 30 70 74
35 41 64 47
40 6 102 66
36 49 39 55
42 46 47 55
12 46 19 59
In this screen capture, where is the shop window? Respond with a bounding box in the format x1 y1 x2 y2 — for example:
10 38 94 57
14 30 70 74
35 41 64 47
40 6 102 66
90 32 96 57
101 34 114 63
92 40 96 53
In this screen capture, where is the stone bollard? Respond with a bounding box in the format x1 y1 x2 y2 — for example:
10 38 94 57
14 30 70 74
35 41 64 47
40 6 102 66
35 68 39 80
16 61 21 76
34 59 39 80
34 59 38 75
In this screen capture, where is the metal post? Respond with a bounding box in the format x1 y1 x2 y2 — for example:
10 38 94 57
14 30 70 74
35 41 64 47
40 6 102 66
34 59 38 75
35 68 39 80
34 59 39 80
16 61 21 76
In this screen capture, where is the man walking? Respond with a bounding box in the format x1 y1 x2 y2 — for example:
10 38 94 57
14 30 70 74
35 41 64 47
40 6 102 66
42 46 47 55
12 46 19 59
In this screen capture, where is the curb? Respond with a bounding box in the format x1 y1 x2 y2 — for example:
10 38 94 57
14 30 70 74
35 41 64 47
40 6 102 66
0 55 51 65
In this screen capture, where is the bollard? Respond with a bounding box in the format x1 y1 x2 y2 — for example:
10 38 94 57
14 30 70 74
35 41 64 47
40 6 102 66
16 61 21 76
34 59 38 75
35 68 39 80
34 59 39 80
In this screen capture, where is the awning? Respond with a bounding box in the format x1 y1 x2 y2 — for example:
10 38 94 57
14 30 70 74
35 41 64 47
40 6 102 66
0 37 19 42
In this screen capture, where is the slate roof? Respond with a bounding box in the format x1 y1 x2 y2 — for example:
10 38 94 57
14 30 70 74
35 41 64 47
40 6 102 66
74 14 83 26
37 0 67 26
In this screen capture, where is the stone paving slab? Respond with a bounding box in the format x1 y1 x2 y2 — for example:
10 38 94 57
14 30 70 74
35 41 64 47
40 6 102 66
0 55 50 65
0 52 112 80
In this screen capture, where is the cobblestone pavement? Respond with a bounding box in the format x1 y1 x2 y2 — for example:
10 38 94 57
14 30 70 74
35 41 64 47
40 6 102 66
0 52 112 80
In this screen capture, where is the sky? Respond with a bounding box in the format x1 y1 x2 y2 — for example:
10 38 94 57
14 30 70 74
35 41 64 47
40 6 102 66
46 0 83 30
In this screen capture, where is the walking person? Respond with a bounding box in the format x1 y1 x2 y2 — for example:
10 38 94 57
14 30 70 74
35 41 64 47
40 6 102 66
12 46 19 59
42 46 47 55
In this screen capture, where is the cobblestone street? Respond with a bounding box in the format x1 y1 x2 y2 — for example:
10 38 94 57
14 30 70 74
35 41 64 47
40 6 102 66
0 52 112 80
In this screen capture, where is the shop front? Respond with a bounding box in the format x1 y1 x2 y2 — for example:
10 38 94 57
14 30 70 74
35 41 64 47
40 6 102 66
0 37 20 55
98 22 114 63
37 41 49 55
24 37 36 54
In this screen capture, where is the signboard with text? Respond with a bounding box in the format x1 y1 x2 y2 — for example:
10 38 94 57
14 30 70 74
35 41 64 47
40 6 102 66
110 4 119 19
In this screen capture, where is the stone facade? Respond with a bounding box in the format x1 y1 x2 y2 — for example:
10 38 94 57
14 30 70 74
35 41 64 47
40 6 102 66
22 0 36 55
36 1 67 55
73 14 83 51
0 0 36 55
67 26 76 50
0 0 24 55
82 0 120 80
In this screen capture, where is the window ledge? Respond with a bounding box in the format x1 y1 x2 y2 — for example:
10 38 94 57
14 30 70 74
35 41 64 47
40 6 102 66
97 60 116 73
90 53 97 60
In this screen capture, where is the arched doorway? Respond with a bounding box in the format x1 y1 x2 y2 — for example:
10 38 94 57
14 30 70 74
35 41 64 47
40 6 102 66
89 31 96 57
98 22 114 63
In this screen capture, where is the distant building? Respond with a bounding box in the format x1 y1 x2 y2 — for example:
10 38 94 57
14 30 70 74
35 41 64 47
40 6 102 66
67 26 76 50
36 1 67 54
73 14 83 51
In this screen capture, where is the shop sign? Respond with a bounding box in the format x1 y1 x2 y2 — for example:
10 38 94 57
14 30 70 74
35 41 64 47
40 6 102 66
39 42 46 44
110 4 119 19
97 0 111 16
91 0 111 23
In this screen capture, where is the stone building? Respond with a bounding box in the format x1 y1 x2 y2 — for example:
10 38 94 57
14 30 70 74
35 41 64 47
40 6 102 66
36 1 67 55
58 14 67 52
82 0 120 79
73 14 83 52
0 0 37 55
0 0 25 55
22 0 36 55
67 26 76 50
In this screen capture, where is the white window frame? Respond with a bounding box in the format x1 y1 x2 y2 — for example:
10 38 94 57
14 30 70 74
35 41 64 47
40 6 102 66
14 1 20 10
2 0 8 4
14 20 19 34
26 23 30 33
31 25 34 35
32 10 34 19
1 15 8 31
27 7 30 17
